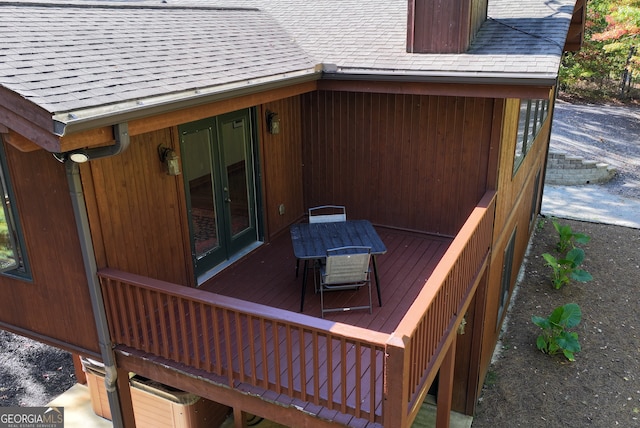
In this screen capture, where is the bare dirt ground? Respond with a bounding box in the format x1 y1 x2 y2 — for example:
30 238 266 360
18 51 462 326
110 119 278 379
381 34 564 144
471 217 640 427
0 330 76 407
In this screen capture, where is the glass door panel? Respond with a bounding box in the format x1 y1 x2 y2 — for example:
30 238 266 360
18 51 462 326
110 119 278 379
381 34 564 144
180 109 259 278
218 111 256 253
180 125 225 270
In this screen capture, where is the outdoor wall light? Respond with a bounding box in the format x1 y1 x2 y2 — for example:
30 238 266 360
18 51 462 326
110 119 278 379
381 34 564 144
53 150 89 163
266 110 280 135
68 150 89 163
157 145 181 176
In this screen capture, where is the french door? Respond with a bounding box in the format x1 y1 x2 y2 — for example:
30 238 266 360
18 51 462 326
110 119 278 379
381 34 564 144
179 108 260 278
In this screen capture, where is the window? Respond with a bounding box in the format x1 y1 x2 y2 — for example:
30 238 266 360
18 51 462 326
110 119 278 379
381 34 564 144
497 228 517 329
513 99 550 175
529 169 542 231
0 141 29 278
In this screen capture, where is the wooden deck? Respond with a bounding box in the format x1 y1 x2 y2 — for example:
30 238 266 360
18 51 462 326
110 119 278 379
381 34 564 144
200 225 452 334
99 192 495 427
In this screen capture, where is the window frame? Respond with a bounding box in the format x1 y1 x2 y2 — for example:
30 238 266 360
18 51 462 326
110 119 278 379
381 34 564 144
512 98 550 176
0 140 31 280
497 227 517 330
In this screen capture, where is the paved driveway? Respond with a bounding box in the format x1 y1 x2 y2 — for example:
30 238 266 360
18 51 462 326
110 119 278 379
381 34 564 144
542 100 640 228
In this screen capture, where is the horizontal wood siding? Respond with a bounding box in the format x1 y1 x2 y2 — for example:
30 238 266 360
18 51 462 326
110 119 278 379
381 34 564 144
260 97 305 239
301 91 494 236
86 128 192 286
0 143 99 353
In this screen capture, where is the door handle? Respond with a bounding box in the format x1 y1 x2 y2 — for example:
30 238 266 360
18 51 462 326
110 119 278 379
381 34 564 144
223 187 231 203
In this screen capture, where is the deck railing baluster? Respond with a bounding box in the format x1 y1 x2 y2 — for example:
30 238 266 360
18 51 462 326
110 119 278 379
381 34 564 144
285 325 293 396
298 326 307 400
144 289 160 356
155 291 169 359
200 304 212 372
167 296 179 362
312 331 320 405
259 318 268 389
211 307 223 376
222 309 234 385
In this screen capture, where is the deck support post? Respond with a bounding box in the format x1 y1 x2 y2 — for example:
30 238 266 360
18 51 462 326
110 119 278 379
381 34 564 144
233 407 248 428
116 366 136 427
436 334 457 428
384 334 410 427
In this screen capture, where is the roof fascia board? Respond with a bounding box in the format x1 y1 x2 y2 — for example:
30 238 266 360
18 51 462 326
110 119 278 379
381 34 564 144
323 68 558 89
318 77 556 100
0 104 61 152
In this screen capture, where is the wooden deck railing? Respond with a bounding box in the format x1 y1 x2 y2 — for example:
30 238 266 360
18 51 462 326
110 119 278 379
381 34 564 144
385 191 496 425
98 191 496 427
99 268 389 423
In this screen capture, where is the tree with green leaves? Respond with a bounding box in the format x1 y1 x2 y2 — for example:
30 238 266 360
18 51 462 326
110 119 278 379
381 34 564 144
560 0 639 99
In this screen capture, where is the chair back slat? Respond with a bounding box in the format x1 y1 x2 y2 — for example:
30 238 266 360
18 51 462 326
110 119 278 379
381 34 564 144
324 246 371 285
319 246 373 317
308 205 346 223
324 253 370 284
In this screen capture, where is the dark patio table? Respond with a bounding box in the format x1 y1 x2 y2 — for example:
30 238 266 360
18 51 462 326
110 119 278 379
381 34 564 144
290 220 386 312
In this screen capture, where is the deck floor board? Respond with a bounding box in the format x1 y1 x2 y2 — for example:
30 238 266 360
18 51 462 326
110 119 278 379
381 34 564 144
202 225 451 334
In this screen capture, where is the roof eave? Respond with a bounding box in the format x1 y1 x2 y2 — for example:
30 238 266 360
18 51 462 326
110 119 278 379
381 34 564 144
324 67 559 87
53 68 321 137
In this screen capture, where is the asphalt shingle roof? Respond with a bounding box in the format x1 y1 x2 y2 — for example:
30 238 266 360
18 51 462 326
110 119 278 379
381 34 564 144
0 1 316 116
0 0 577 123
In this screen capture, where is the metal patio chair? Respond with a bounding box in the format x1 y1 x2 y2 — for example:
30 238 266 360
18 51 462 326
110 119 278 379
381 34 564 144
319 246 372 318
295 205 347 278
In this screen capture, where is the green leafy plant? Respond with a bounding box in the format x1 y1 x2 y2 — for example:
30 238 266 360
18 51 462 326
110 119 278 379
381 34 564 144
543 248 593 289
552 218 590 253
532 303 582 361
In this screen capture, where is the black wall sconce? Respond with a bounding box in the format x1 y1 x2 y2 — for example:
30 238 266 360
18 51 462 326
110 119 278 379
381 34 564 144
266 110 280 135
157 145 181 176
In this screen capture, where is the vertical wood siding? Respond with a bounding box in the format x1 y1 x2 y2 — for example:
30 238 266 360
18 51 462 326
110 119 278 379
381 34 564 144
260 97 305 238
301 91 494 236
87 128 192 286
0 144 99 353
409 0 487 53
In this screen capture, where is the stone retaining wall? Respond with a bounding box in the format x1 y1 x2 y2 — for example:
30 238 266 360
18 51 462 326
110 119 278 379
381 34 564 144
545 151 617 185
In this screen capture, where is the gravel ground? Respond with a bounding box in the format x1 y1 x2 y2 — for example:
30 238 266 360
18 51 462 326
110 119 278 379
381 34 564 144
550 99 640 200
0 100 637 412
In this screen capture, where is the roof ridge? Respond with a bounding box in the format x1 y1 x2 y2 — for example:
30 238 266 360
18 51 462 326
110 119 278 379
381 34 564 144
0 1 259 12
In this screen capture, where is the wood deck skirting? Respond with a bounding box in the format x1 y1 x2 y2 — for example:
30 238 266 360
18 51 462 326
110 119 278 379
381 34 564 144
98 192 496 427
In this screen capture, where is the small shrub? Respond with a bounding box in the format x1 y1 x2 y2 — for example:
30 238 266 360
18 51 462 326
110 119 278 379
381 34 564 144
552 218 590 253
543 248 593 289
532 303 582 361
